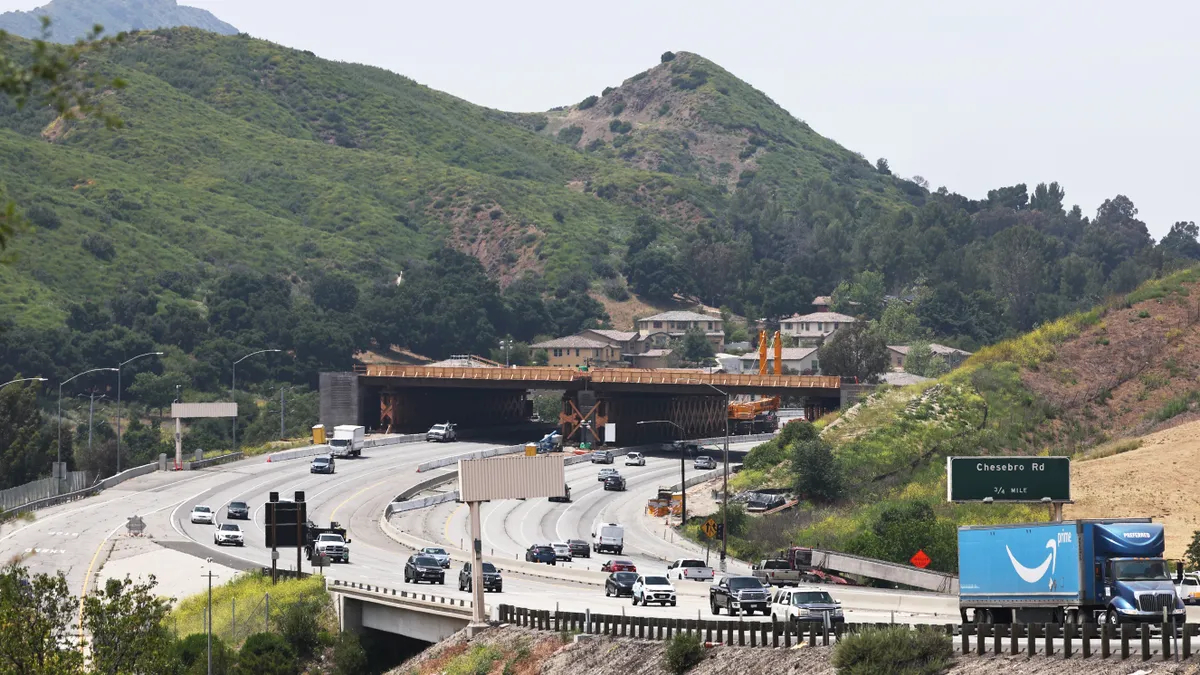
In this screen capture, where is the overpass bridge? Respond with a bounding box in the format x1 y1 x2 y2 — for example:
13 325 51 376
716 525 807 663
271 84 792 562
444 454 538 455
333 580 474 643
322 366 841 445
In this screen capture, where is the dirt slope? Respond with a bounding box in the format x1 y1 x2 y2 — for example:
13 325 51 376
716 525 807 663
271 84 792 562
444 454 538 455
1065 419 1200 560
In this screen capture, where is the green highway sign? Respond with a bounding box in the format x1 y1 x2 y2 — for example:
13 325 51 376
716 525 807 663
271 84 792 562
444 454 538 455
946 456 1070 502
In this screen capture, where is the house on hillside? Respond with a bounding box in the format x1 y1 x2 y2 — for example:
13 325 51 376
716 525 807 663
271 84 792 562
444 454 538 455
634 311 725 352
779 312 856 347
628 348 674 369
532 336 622 368
577 329 638 355
887 344 973 371
811 295 832 313
737 347 821 375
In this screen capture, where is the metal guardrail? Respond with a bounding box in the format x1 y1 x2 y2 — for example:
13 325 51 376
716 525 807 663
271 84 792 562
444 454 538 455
0 471 90 512
329 579 473 610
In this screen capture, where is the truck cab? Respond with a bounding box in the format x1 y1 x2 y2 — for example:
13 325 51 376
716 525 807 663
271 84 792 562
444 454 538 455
329 425 364 458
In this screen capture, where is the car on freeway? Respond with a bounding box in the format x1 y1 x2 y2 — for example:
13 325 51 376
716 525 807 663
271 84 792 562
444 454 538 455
694 456 717 470
667 558 714 582
190 505 215 524
404 555 446 584
525 544 557 565
551 542 573 561
568 539 590 558
597 468 619 482
420 546 451 568
310 455 335 474
605 571 639 598
313 532 351 563
625 452 645 466
603 475 626 491
710 576 771 616
601 558 636 573
590 449 614 464
225 501 250 520
459 562 502 593
426 422 458 442
632 575 677 606
771 587 844 626
548 484 571 503
1179 573 1200 605
213 523 244 546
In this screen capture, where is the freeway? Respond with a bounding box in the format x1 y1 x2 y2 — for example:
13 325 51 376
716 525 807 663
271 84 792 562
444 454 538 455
0 437 961 628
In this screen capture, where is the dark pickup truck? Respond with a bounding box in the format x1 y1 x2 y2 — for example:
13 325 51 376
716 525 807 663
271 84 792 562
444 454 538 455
709 576 771 616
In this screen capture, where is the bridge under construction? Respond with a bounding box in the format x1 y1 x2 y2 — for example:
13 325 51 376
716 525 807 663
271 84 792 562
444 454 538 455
320 366 842 445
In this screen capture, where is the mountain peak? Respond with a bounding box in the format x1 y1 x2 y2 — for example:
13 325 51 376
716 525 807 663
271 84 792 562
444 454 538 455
541 50 900 201
0 0 237 43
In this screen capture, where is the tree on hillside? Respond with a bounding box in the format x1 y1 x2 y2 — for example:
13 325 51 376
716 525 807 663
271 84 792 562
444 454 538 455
873 300 925 344
904 342 949 378
0 381 58 489
627 247 689 302
677 327 715 364
989 225 1051 331
238 633 297 675
311 271 359 312
791 436 842 504
831 271 885 319
83 575 176 675
1161 221 1200 260
846 501 958 573
0 563 84 674
875 158 891 175
817 323 890 383
1029 181 1066 214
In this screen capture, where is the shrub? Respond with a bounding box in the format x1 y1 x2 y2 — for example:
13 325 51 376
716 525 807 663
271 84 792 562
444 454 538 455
332 632 367 675
578 95 598 110
25 204 62 229
662 632 704 674
608 120 632 134
585 139 605 152
602 86 615 97
489 209 503 220
273 596 324 658
658 102 671 116
556 125 583 146
175 633 235 675
1137 310 1151 318
671 69 709 90
610 101 625 116
602 278 630 301
631 71 648 82
831 625 952 675
742 438 787 472
737 169 757 188
237 632 296 675
661 51 676 63
552 210 565 223
82 233 116 260
738 146 757 160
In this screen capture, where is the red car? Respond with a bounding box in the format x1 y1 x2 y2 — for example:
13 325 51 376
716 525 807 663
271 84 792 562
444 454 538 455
602 558 636 573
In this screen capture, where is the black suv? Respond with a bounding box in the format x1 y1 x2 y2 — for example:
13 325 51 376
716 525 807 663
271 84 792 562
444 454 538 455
568 539 590 558
458 562 502 593
603 474 626 492
226 501 250 519
404 555 445 584
524 545 557 565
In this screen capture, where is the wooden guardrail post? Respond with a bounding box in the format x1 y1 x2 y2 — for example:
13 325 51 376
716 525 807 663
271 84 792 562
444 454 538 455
1081 622 1092 658
1101 623 1111 659
1026 623 1037 658
771 616 779 648
783 621 792 648
1120 623 1130 660
808 622 817 647
1044 623 1056 657
975 623 986 656
1140 623 1151 661
993 624 1005 655
737 619 745 646
1064 622 1073 658
1010 623 1021 656
961 622 971 654
1184 623 1193 660
1160 621 1171 661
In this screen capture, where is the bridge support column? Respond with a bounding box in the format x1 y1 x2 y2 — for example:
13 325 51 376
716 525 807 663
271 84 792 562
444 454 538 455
341 596 364 634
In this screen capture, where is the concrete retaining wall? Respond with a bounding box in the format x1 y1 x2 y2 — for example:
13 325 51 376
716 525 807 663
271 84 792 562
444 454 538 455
266 433 423 463
96 462 157 490
414 444 525 472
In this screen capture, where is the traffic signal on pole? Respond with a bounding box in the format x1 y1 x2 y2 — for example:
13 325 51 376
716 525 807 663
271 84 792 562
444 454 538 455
716 523 724 539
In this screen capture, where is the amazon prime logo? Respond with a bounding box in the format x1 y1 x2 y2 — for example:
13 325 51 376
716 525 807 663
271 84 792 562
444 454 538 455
1007 538 1058 584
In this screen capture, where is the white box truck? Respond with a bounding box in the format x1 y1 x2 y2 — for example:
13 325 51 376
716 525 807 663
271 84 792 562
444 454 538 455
329 425 365 458
592 522 625 555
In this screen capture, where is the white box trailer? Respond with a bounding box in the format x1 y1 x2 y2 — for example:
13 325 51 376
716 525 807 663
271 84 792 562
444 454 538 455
330 425 364 458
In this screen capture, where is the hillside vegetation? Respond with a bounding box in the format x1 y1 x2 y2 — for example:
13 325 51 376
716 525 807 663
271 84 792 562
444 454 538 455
729 268 1200 572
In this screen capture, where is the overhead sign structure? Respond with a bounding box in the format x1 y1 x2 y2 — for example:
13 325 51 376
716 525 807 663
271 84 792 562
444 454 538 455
947 456 1070 503
170 402 237 470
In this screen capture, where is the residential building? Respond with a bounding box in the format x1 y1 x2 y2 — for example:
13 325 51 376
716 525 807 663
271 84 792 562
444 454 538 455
531 336 622 369
628 349 673 369
737 347 821 375
634 311 725 351
811 296 832 313
887 344 973 371
577 329 638 354
779 312 857 346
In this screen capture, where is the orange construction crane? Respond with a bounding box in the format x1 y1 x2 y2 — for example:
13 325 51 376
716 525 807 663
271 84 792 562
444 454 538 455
728 396 781 421
757 330 768 375
773 330 782 375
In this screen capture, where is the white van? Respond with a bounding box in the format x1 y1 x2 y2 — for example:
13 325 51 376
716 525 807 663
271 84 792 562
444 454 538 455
592 522 625 555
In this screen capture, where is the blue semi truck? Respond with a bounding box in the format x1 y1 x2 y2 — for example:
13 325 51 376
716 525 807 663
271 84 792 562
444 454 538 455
958 519 1184 625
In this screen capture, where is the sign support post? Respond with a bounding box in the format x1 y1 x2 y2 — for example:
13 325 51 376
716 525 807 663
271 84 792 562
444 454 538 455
469 501 486 634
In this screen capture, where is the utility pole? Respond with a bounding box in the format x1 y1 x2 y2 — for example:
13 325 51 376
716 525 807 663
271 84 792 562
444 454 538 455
78 391 107 455
203 564 217 675
280 387 286 439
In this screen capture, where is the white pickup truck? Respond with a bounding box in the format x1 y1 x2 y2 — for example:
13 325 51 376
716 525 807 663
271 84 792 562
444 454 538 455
667 558 714 582
313 533 350 563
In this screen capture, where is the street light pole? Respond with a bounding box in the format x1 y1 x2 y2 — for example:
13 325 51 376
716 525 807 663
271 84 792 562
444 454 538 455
499 339 513 367
0 377 47 390
78 392 107 455
231 349 281 451
637 419 687 523
674 378 731 571
116 351 163 474
58 368 119 465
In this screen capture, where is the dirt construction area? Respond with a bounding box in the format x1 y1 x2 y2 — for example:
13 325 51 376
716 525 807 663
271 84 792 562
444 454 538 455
1066 419 1200 560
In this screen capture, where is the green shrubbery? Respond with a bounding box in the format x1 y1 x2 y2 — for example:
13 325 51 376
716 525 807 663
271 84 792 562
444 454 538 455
609 120 632 134
662 632 705 674
832 625 953 675
578 95 598 110
556 125 583 146
238 632 297 675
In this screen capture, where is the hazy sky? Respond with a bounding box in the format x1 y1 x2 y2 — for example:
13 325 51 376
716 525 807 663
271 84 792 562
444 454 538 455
4 0 1197 238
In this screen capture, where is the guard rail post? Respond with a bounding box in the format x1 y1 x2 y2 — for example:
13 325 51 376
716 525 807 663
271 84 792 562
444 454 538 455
1120 624 1130 660
1044 622 1055 657
1026 623 1037 658
1140 623 1151 661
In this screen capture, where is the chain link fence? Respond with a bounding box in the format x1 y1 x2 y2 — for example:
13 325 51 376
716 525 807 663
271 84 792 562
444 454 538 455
171 593 272 646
